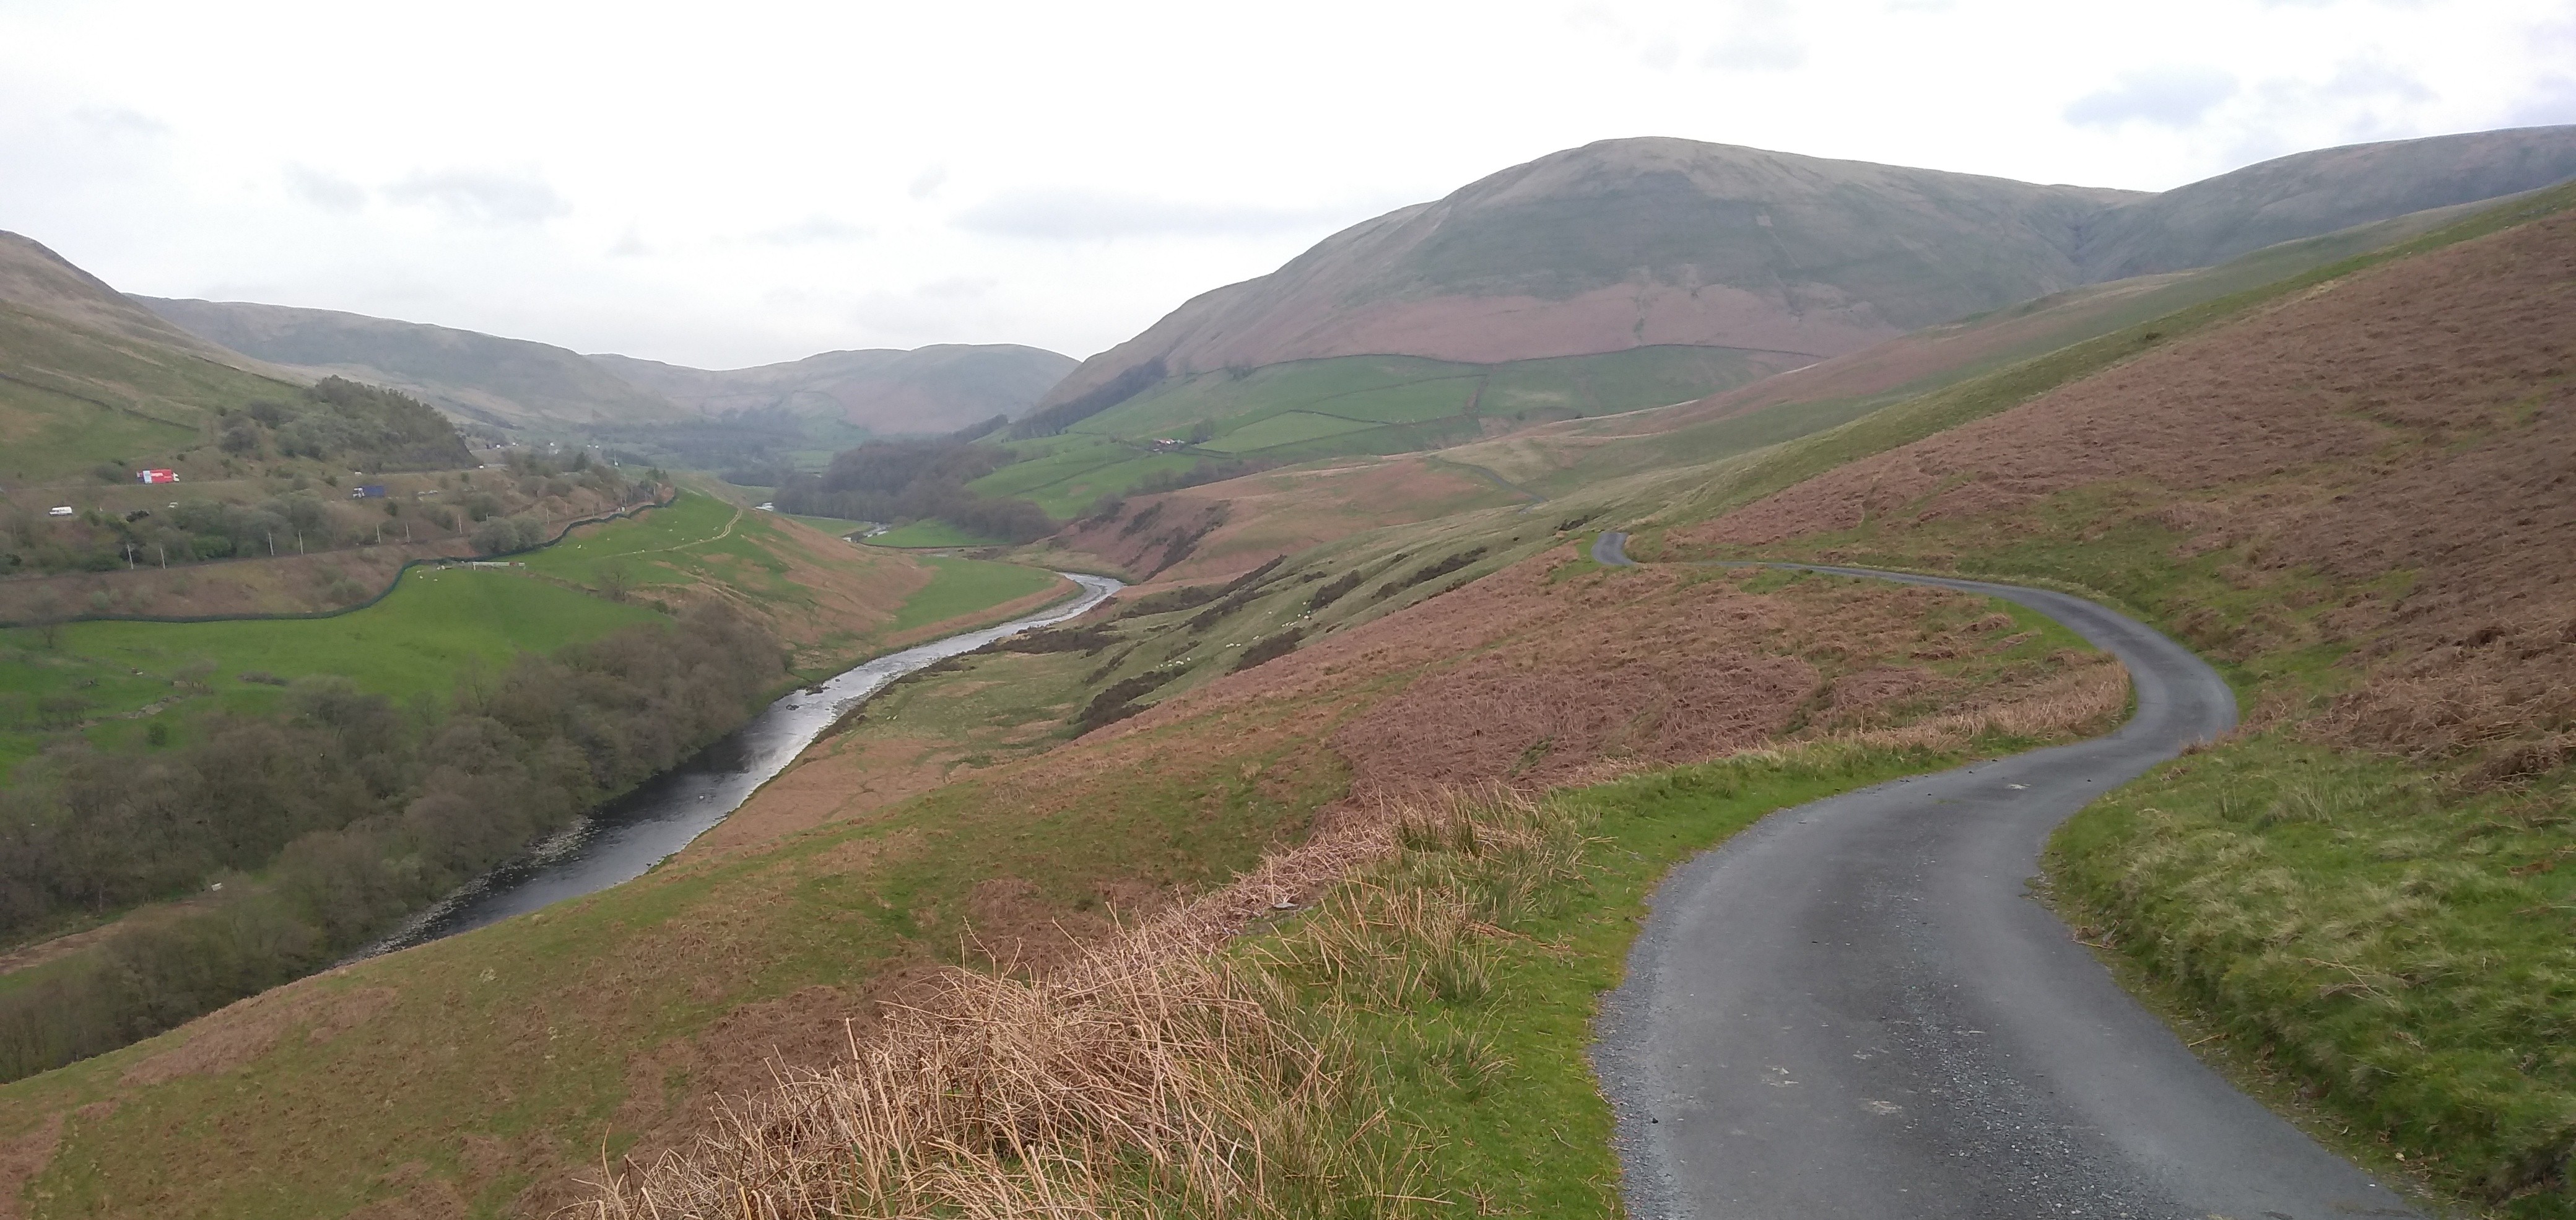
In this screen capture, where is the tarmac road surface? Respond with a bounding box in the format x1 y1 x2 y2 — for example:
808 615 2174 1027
1586 531 2417 1219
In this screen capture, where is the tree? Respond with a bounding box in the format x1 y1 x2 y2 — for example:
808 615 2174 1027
595 559 635 603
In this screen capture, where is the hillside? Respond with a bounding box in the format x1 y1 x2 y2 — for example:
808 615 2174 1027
1421 188 2522 500
0 234 313 482
590 344 1074 436
6 144 2576 1218
1631 185 2576 1209
1030 127 2576 435
137 298 691 435
2074 123 2576 281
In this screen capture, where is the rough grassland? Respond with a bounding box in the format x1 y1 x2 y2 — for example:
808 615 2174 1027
0 299 296 482
887 557 1063 633
1652 193 2576 1212
1431 181 2576 505
0 535 2117 1218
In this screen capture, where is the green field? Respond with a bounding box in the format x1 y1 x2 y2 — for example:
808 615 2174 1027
1051 347 1773 468
515 491 739 588
0 568 661 779
890 556 1064 632
964 435 1206 516
866 520 1006 548
942 347 1786 522
1194 410 1384 453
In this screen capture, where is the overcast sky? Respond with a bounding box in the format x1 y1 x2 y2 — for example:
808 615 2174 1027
3 0 2570 369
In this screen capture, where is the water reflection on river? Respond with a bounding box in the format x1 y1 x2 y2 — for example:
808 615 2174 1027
363 572 1124 956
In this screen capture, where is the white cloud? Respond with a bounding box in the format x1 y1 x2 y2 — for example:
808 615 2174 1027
381 169 569 225
953 190 1359 241
756 216 873 245
70 106 167 139
1702 1 1806 72
282 164 367 212
2066 67 2242 129
1 0 2569 368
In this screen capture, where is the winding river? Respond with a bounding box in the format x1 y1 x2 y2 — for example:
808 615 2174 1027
363 571 1125 956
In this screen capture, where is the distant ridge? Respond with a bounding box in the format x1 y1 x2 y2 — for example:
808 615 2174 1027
140 299 1076 438
588 344 1076 436
1037 126 2576 418
140 297 686 433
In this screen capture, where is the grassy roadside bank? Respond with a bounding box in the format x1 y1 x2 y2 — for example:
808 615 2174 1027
1630 191 2576 1214
596 744 1968 1216
2049 738 2576 1214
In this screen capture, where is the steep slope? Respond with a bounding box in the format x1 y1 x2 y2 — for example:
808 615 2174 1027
0 234 309 481
0 235 254 360
2075 123 2576 280
1429 189 2522 495
139 298 689 434
589 343 1074 435
1033 137 2139 418
1033 128 2576 436
1643 193 2576 1207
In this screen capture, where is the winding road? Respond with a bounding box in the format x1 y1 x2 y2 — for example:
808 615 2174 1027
1586 532 2416 1219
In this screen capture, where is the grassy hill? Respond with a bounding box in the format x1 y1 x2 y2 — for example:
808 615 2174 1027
1031 128 2576 441
139 298 690 436
6 148 2576 1220
0 235 311 483
589 344 1074 438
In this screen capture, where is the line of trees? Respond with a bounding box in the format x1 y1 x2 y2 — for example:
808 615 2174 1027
2 450 642 578
772 437 1056 542
0 602 785 1082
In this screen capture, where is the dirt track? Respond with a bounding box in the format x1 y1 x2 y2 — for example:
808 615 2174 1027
1587 532 2417 1218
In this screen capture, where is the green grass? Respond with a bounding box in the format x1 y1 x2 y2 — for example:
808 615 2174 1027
963 436 1203 516
0 569 660 784
0 378 196 485
1196 411 1385 454
1232 744 1960 1214
2050 738 2576 1213
55 569 658 702
1061 348 1773 466
515 490 738 589
866 520 1007 548
1478 345 1777 419
0 645 1356 1220
890 556 1063 632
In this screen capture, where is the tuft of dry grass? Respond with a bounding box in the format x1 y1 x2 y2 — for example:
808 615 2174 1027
581 790 1587 1220
1829 655 2131 753
582 923 1401 1219
581 788 1612 1219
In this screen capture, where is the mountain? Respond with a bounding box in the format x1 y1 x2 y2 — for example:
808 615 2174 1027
588 344 1075 435
0 233 307 481
0 234 251 360
2073 124 2576 280
139 298 1076 440
1033 126 2576 425
138 297 690 434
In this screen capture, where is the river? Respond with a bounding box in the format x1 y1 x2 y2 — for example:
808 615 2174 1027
362 571 1125 956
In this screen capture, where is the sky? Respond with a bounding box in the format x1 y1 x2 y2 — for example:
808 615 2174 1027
2 0 2571 369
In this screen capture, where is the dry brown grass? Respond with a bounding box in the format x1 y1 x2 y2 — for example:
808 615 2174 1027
577 795 1575 1220
583 935 1373 1219
1674 205 2576 766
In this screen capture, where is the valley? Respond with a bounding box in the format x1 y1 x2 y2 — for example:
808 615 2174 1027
0 119 2570 1220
